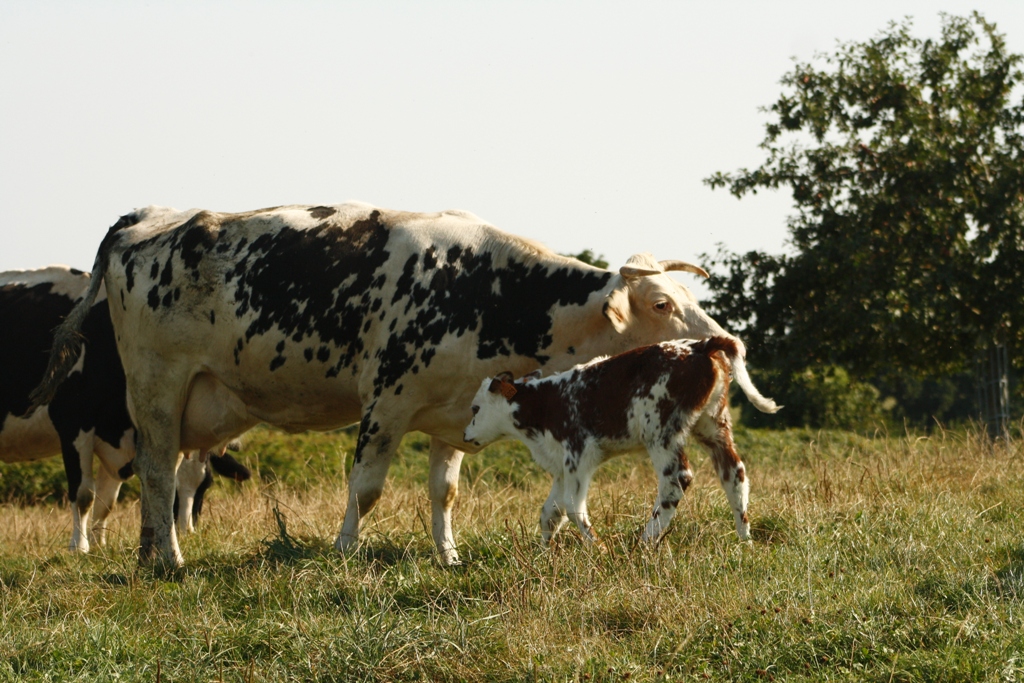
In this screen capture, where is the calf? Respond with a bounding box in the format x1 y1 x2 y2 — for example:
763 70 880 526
1 266 250 551
464 337 779 544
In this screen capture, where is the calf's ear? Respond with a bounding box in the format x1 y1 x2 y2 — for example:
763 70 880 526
523 369 542 381
488 371 515 394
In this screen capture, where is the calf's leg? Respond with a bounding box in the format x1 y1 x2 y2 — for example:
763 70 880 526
696 416 750 541
562 455 599 543
540 474 568 544
428 438 465 565
642 446 694 542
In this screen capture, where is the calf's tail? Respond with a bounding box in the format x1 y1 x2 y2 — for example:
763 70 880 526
694 336 781 414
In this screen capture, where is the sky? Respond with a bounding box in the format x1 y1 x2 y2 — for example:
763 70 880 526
3 1 1024 299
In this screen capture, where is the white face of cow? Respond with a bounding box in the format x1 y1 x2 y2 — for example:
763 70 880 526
463 374 519 448
603 253 738 354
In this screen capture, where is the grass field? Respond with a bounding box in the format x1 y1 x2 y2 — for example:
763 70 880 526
1 425 1022 681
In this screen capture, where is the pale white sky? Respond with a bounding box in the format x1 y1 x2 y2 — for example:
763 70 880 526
3 1 1023 299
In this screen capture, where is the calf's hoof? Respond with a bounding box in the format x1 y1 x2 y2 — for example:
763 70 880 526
736 520 751 542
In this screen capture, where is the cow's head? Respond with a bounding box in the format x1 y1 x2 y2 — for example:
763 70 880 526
602 252 743 355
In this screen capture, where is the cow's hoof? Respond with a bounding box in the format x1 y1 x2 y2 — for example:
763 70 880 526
89 527 108 547
334 533 359 554
138 552 185 570
68 539 90 554
639 528 662 544
437 548 461 566
138 538 184 569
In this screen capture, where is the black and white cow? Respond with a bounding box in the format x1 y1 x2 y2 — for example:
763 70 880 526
31 202 772 566
1 266 249 551
464 337 778 544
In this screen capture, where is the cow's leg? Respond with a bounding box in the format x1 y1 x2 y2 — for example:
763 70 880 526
427 438 464 565
696 415 750 541
59 430 94 553
174 452 208 535
189 460 215 525
90 464 123 547
91 437 134 547
642 446 694 542
540 474 568 544
562 455 599 543
335 409 404 555
132 393 187 567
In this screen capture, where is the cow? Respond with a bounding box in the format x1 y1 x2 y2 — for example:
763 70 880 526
464 337 777 545
169 443 251 533
1 266 250 552
30 202 773 567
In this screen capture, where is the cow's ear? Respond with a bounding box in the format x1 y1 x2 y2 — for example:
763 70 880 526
523 369 542 381
603 287 632 334
619 253 662 280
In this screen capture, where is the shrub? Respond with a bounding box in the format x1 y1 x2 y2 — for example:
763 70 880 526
741 365 891 431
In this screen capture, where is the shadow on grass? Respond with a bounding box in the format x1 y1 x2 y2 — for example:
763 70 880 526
914 545 1024 611
750 513 791 544
252 505 424 570
256 503 333 565
101 573 131 587
0 565 30 589
992 544 1024 601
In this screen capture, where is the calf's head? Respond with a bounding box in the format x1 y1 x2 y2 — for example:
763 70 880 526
464 371 522 447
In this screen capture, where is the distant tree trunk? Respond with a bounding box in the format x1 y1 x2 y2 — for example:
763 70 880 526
977 343 1011 439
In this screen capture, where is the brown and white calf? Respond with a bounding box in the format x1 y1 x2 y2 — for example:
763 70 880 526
464 337 780 544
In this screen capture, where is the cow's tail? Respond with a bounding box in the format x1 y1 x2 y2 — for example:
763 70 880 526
695 336 781 414
28 216 128 412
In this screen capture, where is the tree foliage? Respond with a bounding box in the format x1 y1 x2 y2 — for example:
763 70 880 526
564 249 610 269
704 13 1024 399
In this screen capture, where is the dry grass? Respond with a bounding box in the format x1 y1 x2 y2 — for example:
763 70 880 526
1 426 1023 681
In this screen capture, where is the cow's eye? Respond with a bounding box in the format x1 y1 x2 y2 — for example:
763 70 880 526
653 300 672 313
471 405 479 415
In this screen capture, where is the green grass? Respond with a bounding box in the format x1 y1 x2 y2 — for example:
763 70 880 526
1 426 1023 681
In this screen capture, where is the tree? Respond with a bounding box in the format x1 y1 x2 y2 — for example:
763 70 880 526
703 13 1024 416
563 249 610 269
